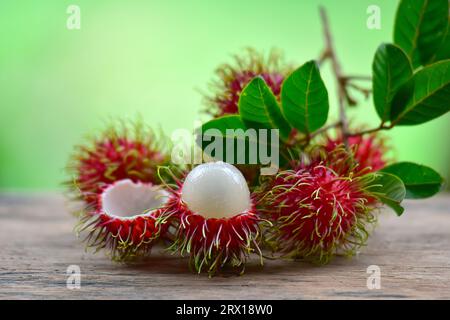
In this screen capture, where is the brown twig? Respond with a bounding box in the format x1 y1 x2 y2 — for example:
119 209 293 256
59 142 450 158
296 121 342 145
347 123 393 137
309 121 342 139
347 82 372 100
319 7 350 147
318 7 374 146
342 75 372 82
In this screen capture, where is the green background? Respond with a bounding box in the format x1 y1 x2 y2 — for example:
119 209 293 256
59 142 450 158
0 0 448 191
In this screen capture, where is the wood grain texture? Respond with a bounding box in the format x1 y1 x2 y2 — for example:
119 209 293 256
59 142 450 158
0 193 449 300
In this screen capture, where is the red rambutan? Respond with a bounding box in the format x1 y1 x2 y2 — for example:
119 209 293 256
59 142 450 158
325 133 388 173
66 121 170 208
76 179 170 261
204 48 292 117
158 162 266 275
258 152 377 263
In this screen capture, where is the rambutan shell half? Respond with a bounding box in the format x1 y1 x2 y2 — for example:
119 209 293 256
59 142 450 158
77 179 170 261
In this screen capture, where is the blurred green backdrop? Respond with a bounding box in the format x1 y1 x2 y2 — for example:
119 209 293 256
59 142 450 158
0 0 448 191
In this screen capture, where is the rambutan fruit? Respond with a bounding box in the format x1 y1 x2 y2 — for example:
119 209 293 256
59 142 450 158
258 154 377 264
66 121 170 208
76 179 170 261
158 162 266 275
325 132 388 173
204 48 292 117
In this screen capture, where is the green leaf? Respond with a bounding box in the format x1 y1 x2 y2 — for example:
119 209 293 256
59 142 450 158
432 18 450 62
201 115 247 134
372 43 413 122
199 115 248 162
281 60 329 134
391 59 450 125
198 115 278 165
238 76 292 140
381 162 443 199
367 172 406 216
394 0 449 68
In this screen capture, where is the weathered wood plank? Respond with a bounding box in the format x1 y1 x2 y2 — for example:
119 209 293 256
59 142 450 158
0 193 449 299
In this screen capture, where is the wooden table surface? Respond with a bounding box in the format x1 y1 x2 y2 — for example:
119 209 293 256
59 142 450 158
0 193 449 300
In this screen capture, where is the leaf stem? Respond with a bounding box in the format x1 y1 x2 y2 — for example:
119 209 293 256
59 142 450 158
343 75 372 81
310 121 342 139
347 123 394 137
294 121 341 145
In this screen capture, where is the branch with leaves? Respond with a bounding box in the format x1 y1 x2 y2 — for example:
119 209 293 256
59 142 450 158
200 0 449 216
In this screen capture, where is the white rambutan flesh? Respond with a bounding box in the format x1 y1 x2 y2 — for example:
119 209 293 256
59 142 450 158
181 161 251 219
101 179 169 218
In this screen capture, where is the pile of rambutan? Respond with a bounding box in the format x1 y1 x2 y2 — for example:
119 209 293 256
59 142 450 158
66 46 445 276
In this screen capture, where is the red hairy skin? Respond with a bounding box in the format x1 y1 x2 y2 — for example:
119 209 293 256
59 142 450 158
158 186 265 276
76 208 163 261
204 48 292 118
74 177 175 261
213 71 284 115
258 160 377 263
75 179 174 261
325 133 388 173
66 122 170 208
66 122 173 259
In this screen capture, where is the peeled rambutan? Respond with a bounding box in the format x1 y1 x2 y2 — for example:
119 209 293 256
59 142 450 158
76 179 170 261
158 162 266 275
258 156 377 264
204 48 292 117
325 132 388 173
66 121 170 208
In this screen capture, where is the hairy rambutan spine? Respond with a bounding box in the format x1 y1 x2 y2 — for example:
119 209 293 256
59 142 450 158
65 119 171 210
156 164 267 276
76 179 170 261
257 149 378 263
204 48 292 117
325 131 389 173
76 209 161 261
161 194 263 275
